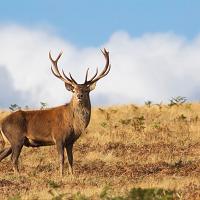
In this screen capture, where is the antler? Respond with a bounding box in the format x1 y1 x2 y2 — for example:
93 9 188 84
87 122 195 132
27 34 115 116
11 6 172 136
84 48 111 85
49 51 77 85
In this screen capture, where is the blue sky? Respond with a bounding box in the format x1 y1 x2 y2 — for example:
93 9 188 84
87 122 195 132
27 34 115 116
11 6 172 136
0 1 199 46
1 1 200 107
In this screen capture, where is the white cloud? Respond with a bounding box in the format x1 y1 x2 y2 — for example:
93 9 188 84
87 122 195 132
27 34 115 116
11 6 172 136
0 25 200 108
0 65 31 108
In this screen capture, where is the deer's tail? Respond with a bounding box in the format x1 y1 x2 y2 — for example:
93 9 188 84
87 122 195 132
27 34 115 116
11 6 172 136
0 112 10 150
0 125 6 151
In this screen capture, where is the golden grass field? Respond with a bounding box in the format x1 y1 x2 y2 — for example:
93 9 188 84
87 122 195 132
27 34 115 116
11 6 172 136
1 102 200 199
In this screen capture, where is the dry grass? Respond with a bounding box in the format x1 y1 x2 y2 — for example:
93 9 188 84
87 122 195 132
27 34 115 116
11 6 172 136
1 103 200 199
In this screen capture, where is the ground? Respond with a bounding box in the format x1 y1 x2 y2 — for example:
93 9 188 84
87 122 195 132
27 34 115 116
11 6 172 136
1 103 200 199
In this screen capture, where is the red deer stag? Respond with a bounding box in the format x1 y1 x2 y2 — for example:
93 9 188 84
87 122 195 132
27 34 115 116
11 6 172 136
0 49 111 176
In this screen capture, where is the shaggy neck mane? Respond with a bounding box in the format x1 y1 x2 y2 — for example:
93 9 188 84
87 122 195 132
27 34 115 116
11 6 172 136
70 96 91 130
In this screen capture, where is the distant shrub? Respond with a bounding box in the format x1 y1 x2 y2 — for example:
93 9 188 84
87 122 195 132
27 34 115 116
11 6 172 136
40 102 48 110
155 101 163 111
9 104 21 111
168 96 187 107
48 180 61 189
176 114 187 122
119 119 132 125
119 116 145 132
145 100 152 108
133 116 145 131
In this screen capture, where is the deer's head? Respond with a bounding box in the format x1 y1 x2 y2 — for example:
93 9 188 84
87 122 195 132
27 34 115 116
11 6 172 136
49 49 111 103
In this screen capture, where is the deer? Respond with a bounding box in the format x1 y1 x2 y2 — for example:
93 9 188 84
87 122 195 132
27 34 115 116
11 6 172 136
0 48 111 176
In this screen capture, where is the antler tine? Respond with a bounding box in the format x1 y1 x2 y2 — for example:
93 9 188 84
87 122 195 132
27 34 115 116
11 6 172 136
69 73 77 84
61 68 77 84
91 64 111 83
86 68 98 83
84 68 89 84
49 51 63 77
51 66 60 78
62 69 74 82
86 48 110 84
49 51 76 85
99 48 109 75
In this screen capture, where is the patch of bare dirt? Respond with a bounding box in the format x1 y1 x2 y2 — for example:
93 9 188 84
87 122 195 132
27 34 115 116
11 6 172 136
75 141 200 158
74 158 200 181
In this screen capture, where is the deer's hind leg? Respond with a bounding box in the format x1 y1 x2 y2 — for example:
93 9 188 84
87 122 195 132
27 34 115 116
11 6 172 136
1 111 27 173
0 136 5 153
0 129 12 161
3 129 26 174
11 142 24 173
0 147 12 161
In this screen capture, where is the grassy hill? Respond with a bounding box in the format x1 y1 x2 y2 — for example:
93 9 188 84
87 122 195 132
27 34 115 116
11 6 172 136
1 103 200 199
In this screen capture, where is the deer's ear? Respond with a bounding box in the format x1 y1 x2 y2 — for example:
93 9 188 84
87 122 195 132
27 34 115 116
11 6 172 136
89 82 96 91
65 83 74 92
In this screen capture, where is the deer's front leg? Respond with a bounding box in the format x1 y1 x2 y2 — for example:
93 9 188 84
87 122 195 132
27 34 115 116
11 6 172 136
66 143 73 176
56 141 64 177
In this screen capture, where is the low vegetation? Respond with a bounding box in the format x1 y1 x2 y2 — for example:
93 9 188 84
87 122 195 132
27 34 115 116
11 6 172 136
1 101 200 199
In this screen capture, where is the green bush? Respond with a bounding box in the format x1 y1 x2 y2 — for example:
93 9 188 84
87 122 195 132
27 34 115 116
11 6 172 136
129 188 174 200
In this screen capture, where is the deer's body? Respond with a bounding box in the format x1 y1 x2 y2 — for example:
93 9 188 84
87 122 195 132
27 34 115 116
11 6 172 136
0 49 110 176
2 99 90 147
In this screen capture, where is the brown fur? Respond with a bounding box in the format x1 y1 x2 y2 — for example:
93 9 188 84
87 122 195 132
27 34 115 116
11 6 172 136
0 48 110 176
0 92 91 175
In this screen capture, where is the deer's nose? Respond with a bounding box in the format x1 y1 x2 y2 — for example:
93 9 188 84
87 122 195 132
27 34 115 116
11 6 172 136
77 94 83 99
